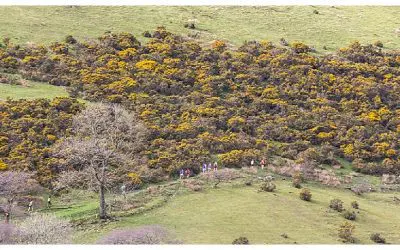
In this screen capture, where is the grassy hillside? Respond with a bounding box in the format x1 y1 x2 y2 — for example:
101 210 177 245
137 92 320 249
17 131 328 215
50 176 400 244
0 6 400 51
0 82 68 100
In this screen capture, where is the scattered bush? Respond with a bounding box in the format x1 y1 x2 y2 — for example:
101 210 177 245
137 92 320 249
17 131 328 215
279 38 288 46
244 178 253 186
329 199 344 212
338 221 356 243
98 225 178 244
292 171 302 189
259 181 276 192
184 22 196 29
370 233 386 244
64 35 77 44
299 188 312 201
142 31 152 38
313 10 319 14
351 201 359 209
290 42 312 53
374 41 383 48
343 210 357 221
17 213 73 244
232 236 249 244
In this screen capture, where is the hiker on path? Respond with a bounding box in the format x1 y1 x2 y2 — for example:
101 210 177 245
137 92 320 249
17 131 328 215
47 196 52 208
208 163 212 172
251 159 255 167
186 169 191 178
28 200 33 212
121 184 126 199
213 161 218 171
260 158 266 170
202 163 207 173
4 212 10 223
180 169 185 179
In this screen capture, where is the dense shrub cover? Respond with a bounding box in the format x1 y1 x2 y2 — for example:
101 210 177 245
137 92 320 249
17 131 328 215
1 27 400 184
0 98 83 185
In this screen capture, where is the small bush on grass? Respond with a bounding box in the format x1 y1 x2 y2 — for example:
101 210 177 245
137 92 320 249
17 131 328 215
370 233 386 244
232 236 249 244
292 171 302 189
142 31 152 38
374 41 383 48
338 221 356 243
184 22 196 29
343 210 357 221
351 201 359 209
329 199 344 212
299 188 312 201
259 181 276 192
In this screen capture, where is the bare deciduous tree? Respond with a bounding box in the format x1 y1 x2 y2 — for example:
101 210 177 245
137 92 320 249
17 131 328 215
0 171 41 223
54 103 147 219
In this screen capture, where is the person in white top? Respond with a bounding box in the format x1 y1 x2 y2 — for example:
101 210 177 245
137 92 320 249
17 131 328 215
28 200 33 212
47 196 52 208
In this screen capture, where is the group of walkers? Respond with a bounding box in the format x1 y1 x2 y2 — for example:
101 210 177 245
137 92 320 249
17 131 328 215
179 162 218 179
178 158 267 180
179 168 192 179
202 162 218 173
251 158 267 170
26 196 52 213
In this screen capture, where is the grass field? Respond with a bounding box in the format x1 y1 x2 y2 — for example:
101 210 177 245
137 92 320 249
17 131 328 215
53 177 400 244
0 82 69 100
0 6 400 52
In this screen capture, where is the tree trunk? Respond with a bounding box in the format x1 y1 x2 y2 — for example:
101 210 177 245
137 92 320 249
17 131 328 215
99 184 107 219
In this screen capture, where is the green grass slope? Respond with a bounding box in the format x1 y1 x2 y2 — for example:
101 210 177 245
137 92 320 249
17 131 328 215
70 179 400 244
0 82 68 100
0 6 400 51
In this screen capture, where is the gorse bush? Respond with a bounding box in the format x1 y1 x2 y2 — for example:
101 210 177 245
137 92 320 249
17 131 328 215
299 188 312 201
292 171 302 189
351 201 359 209
343 210 357 221
259 180 276 192
338 221 356 243
232 236 249 244
329 199 344 212
370 233 386 244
